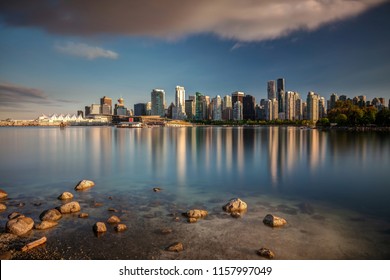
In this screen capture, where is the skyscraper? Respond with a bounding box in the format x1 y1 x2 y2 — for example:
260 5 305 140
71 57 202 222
195 92 204 120
329 93 338 110
134 103 147 116
307 91 319 122
243 94 256 120
185 99 195 119
151 89 166 117
285 91 298 120
277 78 285 113
222 95 233 121
319 97 326 119
232 91 245 106
100 96 112 115
212 95 222 121
233 101 243 121
267 80 276 100
174 86 186 119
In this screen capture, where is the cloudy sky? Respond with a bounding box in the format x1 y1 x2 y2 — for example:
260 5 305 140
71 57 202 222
0 0 389 119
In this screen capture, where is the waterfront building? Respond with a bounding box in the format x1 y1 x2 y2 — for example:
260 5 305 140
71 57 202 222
114 97 131 116
243 94 256 120
267 80 276 100
295 98 303 120
195 92 204 120
90 104 101 115
212 95 222 121
100 96 112 115
277 78 285 113
146 102 152 115
222 95 233 121
319 97 326 119
307 91 319 122
185 99 195 119
264 98 278 121
302 102 307 120
232 91 245 106
151 89 166 117
134 103 147 116
329 93 338 110
167 102 175 119
37 113 85 123
205 95 212 120
174 86 187 120
233 101 243 121
85 106 91 117
255 104 264 120
285 91 299 120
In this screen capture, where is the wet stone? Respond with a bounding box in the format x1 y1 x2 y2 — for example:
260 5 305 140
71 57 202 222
257 248 275 259
108 208 118 212
231 212 242 218
263 214 287 227
223 198 247 213
160 228 173 235
40 209 62 221
34 221 58 230
8 212 25 220
57 201 81 214
166 242 184 252
115 224 127 232
75 180 95 191
58 192 74 200
153 188 162 192
0 203 6 211
78 213 89 218
107 215 121 224
0 189 8 199
6 217 34 236
93 222 107 233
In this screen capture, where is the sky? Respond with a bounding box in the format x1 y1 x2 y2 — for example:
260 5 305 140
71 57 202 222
0 0 390 119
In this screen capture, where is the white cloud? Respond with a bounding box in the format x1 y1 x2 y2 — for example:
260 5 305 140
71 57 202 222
55 42 119 60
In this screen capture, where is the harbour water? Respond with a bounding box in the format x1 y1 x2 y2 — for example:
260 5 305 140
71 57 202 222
0 126 389 259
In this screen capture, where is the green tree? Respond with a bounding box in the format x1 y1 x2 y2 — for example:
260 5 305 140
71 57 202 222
375 108 390 126
336 114 348 126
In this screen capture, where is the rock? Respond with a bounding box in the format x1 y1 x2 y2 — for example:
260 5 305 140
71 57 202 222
0 189 7 199
94 202 103 207
153 187 162 192
6 217 34 236
222 198 247 213
34 221 58 230
0 251 12 260
8 212 25 220
166 242 184 252
93 222 107 233
160 228 173 235
21 237 47 252
74 180 95 191
108 208 118 212
78 213 89 218
263 214 287 227
186 209 208 219
188 217 198 223
40 209 62 221
0 203 6 211
57 201 81 214
114 224 127 232
107 215 121 224
257 248 275 259
58 192 74 200
231 212 242 218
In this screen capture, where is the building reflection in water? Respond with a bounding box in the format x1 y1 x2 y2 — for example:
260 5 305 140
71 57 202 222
176 128 187 185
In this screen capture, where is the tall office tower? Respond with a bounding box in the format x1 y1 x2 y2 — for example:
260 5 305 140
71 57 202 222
85 106 91 117
233 101 243 121
243 94 256 120
255 104 264 120
267 80 276 100
145 102 152 115
295 98 303 120
329 93 338 110
232 91 245 106
204 95 212 120
302 102 307 120
307 91 319 122
272 98 279 120
100 96 112 115
195 92 204 120
222 95 233 120
264 100 273 121
174 86 186 119
277 78 285 113
339 95 347 101
134 103 147 116
319 97 326 119
285 91 299 120
167 102 175 119
212 95 222 121
185 99 195 119
151 89 166 117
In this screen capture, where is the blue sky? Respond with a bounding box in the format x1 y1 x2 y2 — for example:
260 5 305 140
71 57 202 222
0 0 389 119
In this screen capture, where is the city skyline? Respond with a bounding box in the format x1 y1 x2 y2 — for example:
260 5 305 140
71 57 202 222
1 1 390 119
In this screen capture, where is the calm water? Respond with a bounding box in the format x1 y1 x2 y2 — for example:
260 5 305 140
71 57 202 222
0 126 389 259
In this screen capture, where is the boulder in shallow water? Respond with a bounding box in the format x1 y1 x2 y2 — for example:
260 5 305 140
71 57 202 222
114 224 127 232
222 198 247 213
8 212 25 220
57 201 81 214
93 222 107 233
34 221 58 230
257 248 275 259
107 215 121 224
78 213 89 218
6 217 34 236
263 214 287 227
166 242 184 252
74 180 95 191
186 209 208 219
40 209 62 221
0 203 6 211
0 189 7 199
58 192 74 200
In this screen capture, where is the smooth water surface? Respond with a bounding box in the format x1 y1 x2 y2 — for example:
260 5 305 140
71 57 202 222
0 126 389 259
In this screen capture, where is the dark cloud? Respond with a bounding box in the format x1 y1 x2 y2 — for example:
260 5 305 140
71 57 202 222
0 82 78 107
0 0 386 41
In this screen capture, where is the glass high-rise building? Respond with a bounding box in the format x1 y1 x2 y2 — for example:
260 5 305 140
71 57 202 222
243 94 256 120
277 78 285 113
267 80 276 100
307 91 319 122
151 89 166 117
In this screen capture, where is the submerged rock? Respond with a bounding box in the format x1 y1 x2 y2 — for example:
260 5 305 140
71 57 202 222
222 198 247 213
93 222 107 233
34 221 58 230
160 228 173 235
6 217 34 236
257 248 275 259
107 215 121 224
263 214 287 227
153 187 162 192
166 242 184 252
231 212 242 218
115 224 127 232
40 209 62 221
0 203 6 211
186 209 208 223
57 201 81 214
74 180 95 191
0 189 7 199
78 213 89 218
58 192 74 200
